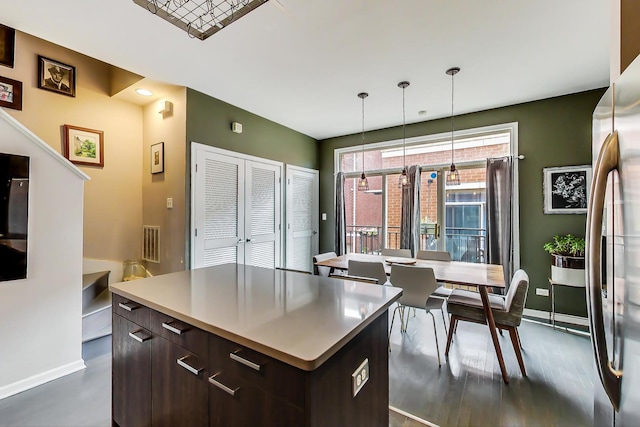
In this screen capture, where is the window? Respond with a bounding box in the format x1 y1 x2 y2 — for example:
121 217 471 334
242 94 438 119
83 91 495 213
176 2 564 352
335 123 518 264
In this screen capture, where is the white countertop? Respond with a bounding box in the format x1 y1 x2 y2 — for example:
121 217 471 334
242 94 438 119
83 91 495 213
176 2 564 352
110 264 402 371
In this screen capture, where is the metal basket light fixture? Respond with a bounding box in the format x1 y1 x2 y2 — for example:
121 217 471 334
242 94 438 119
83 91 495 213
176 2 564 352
134 0 270 40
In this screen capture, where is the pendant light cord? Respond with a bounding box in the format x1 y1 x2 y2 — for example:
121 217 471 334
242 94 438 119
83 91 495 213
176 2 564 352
361 95 365 174
450 71 455 165
402 84 406 169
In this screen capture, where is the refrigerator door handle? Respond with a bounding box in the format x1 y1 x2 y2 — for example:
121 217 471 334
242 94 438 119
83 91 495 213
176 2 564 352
586 130 623 411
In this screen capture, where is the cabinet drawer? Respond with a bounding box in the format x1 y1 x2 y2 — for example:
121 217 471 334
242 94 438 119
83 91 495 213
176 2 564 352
208 373 304 427
149 309 208 357
208 334 305 410
112 293 150 328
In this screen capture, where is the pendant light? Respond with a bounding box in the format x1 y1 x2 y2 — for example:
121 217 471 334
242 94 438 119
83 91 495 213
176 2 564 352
446 67 461 186
357 92 369 191
398 81 410 187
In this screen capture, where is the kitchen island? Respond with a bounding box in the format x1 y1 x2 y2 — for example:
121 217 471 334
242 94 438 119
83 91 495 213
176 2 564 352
110 263 402 427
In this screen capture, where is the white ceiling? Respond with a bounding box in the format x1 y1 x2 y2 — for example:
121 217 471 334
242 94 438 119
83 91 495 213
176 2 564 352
2 0 611 140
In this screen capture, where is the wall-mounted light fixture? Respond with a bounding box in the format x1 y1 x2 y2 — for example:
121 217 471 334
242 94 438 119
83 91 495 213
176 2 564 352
158 100 173 115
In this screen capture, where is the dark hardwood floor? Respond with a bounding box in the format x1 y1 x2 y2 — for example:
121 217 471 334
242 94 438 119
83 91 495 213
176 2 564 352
0 311 593 427
389 308 594 427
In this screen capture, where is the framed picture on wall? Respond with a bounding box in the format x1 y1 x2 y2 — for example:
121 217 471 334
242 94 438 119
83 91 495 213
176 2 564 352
63 125 104 167
0 76 22 110
151 142 164 174
37 55 76 97
0 24 15 68
543 165 592 214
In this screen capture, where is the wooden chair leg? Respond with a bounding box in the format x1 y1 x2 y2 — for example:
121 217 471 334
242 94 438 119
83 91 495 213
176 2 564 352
515 327 523 349
445 316 458 356
508 326 527 376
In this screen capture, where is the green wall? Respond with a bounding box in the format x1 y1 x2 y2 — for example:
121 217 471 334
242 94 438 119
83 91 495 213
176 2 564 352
186 88 318 169
318 88 606 318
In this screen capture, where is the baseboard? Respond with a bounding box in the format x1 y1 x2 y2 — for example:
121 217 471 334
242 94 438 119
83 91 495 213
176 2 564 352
0 359 86 400
523 308 589 327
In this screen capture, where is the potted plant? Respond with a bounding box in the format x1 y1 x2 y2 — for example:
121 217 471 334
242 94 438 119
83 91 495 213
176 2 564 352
543 234 586 286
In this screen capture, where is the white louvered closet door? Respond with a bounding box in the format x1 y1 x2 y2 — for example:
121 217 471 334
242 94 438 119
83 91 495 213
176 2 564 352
285 165 319 273
193 149 245 268
244 161 281 269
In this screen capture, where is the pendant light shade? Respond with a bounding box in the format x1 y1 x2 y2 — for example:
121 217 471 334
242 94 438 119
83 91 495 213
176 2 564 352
357 92 369 191
446 67 461 186
398 81 410 188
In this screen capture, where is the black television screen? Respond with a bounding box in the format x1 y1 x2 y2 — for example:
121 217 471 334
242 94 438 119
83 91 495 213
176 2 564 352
0 152 29 282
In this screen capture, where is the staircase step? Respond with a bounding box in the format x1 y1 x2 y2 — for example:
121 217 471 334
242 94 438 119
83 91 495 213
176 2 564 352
83 288 112 317
82 271 110 310
82 288 112 343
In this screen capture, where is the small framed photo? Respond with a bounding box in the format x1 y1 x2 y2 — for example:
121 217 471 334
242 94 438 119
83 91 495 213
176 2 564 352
151 142 164 174
38 55 76 97
0 76 22 110
63 125 104 167
0 24 15 68
543 165 592 214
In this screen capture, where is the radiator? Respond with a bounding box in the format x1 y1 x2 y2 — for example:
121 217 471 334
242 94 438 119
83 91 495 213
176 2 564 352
143 225 160 263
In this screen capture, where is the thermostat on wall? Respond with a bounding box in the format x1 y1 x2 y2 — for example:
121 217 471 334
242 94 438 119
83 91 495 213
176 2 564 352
232 122 243 134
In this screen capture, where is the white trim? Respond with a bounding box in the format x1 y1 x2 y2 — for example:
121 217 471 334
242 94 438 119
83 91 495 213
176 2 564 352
389 406 439 427
191 142 283 168
0 109 90 181
0 359 86 400
523 308 589 327
511 122 520 271
335 122 518 156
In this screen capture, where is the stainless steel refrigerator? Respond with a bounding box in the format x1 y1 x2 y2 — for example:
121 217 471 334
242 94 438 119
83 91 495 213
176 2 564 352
588 53 640 426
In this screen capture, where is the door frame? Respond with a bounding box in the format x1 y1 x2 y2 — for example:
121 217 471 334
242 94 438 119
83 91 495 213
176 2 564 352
285 164 319 272
190 143 284 269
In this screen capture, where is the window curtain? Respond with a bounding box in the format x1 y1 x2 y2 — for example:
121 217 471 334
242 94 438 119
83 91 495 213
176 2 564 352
334 172 346 256
400 165 421 257
486 157 513 291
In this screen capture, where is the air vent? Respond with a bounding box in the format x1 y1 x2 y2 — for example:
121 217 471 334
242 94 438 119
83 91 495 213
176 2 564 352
143 225 160 263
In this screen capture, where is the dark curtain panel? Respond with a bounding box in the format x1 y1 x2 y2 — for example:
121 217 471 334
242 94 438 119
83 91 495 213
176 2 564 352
335 172 346 255
400 165 421 257
486 156 513 291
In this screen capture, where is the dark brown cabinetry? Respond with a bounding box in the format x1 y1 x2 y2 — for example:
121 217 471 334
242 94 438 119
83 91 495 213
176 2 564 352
112 295 152 427
113 295 389 427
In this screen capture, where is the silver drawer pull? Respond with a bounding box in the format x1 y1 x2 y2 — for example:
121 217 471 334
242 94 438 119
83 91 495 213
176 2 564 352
128 331 150 343
209 373 239 396
230 350 262 371
162 321 186 335
177 356 203 376
118 302 139 312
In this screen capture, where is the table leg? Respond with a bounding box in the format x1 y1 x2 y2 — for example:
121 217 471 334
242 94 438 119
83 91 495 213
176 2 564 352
478 286 509 384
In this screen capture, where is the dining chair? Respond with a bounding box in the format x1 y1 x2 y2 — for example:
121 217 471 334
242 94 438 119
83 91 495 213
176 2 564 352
329 273 378 284
348 260 388 286
416 250 451 261
312 252 337 276
444 269 530 376
415 250 454 299
381 248 412 258
388 264 446 366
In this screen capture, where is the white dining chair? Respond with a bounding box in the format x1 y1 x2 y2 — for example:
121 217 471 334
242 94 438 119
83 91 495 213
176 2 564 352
381 248 412 258
348 260 388 286
416 250 453 299
312 252 337 277
388 264 446 366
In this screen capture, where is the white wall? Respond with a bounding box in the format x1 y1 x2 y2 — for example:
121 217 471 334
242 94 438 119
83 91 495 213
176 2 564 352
0 110 88 399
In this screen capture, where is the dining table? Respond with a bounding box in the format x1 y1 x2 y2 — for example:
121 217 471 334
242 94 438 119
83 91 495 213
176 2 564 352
315 252 511 384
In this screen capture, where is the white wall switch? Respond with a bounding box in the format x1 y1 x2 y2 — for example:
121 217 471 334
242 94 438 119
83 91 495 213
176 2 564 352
167 197 173 209
536 288 549 297
322 213 327 221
